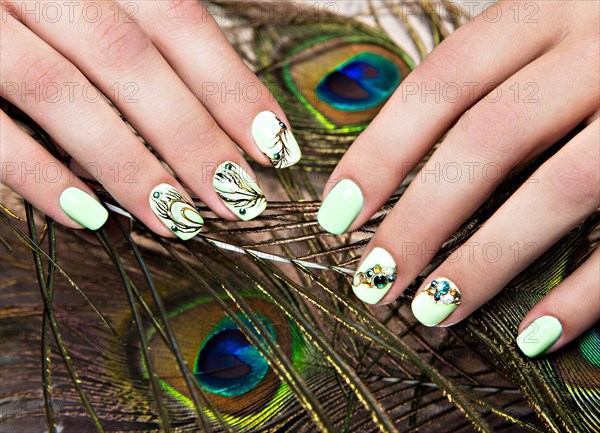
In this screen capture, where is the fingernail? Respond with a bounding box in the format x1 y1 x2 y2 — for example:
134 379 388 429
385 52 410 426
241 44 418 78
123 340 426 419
318 179 363 234
411 278 462 326
59 187 108 230
149 184 204 240
251 111 301 168
213 161 267 221
517 316 562 358
352 247 397 304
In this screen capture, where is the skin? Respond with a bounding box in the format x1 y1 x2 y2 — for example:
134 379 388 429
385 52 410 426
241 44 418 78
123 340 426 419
324 1 599 354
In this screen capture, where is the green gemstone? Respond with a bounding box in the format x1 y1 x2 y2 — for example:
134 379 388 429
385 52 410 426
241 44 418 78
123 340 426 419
153 192 161 198
373 275 388 288
239 209 247 215
171 226 178 232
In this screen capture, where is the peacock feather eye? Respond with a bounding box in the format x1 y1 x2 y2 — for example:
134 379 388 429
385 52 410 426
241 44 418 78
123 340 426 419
146 292 305 430
282 37 413 130
193 314 274 397
315 52 401 111
254 21 415 170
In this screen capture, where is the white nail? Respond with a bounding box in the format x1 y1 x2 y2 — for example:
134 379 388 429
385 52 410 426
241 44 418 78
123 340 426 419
213 161 267 221
251 111 301 168
149 184 204 240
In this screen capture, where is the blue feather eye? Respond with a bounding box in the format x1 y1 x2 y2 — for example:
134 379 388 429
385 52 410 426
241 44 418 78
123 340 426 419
315 52 401 111
193 314 273 397
274 35 414 134
254 20 415 169
145 293 304 430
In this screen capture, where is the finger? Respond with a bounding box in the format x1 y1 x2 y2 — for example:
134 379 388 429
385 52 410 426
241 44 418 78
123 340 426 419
117 0 301 168
0 10 200 239
410 120 599 326
318 0 566 234
10 1 267 220
0 111 107 230
516 248 599 358
353 35 599 305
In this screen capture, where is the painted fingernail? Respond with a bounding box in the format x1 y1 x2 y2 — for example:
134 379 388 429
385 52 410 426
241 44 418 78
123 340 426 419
251 111 301 168
352 247 397 305
516 316 562 358
213 161 267 221
59 187 108 230
318 179 363 235
411 278 462 326
149 184 204 240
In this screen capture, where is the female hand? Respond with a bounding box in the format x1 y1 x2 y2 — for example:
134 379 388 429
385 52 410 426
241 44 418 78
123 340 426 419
317 0 599 357
0 0 301 240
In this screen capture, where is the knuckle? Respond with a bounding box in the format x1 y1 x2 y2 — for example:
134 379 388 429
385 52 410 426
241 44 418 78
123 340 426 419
575 38 600 72
89 16 150 69
17 52 77 102
548 157 600 208
155 0 211 32
413 43 470 87
459 99 525 162
169 118 221 163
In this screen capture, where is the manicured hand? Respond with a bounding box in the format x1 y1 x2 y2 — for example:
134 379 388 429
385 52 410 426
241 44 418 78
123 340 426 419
1 1 301 240
318 0 599 357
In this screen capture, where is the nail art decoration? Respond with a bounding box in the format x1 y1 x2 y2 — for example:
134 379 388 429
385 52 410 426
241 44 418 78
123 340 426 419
352 264 397 289
213 161 267 221
252 111 301 168
149 184 204 241
411 277 461 327
352 247 397 304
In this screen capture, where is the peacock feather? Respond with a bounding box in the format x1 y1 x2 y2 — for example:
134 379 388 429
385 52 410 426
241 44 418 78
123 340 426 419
1 1 598 433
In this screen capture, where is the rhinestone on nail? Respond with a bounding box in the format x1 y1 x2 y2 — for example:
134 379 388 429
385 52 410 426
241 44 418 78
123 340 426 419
353 264 397 290
423 278 461 305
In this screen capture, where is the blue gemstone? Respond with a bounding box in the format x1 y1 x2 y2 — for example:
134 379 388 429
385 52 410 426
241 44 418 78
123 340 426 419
433 293 441 301
438 281 450 294
430 280 438 287
388 275 396 282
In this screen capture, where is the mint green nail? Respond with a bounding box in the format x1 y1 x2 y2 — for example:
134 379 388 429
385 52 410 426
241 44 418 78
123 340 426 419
59 187 108 230
517 316 562 358
318 179 363 235
411 278 461 326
